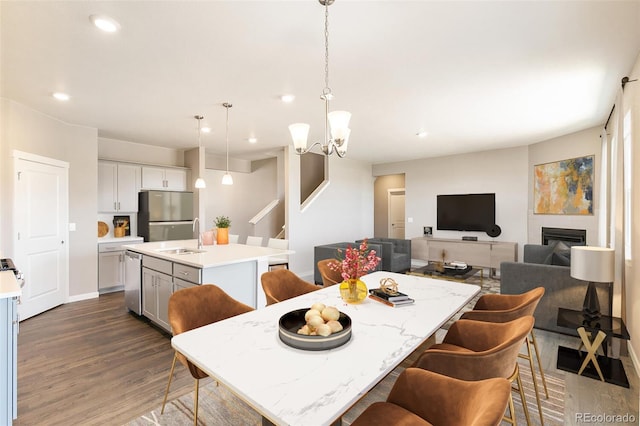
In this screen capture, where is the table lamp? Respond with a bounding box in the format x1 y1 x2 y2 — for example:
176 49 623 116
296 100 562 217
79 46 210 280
570 246 615 320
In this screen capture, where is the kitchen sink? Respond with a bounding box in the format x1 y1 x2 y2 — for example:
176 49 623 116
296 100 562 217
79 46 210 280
156 247 206 255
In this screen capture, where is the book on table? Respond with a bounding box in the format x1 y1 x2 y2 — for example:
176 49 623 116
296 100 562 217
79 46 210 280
369 288 410 302
368 294 415 307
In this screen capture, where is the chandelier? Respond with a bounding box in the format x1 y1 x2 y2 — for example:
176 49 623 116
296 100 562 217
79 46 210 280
288 0 351 158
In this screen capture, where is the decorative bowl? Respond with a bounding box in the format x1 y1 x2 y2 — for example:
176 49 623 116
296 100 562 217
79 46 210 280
278 308 352 351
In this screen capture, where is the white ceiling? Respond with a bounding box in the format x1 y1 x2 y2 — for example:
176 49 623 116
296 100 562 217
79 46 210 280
2 1 639 164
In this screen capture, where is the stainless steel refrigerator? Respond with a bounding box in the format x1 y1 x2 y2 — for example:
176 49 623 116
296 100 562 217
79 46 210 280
138 190 194 242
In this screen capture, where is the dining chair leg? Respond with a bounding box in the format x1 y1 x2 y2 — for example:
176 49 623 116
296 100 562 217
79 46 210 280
514 364 532 426
530 330 549 398
503 392 518 425
161 352 178 414
525 336 545 425
194 378 200 426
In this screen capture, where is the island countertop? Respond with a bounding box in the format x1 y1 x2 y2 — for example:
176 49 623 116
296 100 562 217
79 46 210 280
0 271 21 299
122 239 293 269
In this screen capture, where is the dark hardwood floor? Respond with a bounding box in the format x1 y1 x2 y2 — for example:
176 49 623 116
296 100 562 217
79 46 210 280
15 292 197 425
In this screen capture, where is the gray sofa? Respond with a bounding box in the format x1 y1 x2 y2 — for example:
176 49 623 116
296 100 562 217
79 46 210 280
313 242 383 285
356 238 412 274
501 244 611 336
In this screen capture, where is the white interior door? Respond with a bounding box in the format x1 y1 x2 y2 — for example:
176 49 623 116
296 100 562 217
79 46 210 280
14 152 69 321
388 189 405 239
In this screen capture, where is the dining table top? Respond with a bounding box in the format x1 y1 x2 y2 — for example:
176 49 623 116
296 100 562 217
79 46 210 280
171 270 480 426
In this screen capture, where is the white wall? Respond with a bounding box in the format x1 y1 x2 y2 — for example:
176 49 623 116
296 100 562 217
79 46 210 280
203 157 279 243
527 126 602 245
98 137 184 167
285 147 375 280
0 99 98 298
373 146 529 258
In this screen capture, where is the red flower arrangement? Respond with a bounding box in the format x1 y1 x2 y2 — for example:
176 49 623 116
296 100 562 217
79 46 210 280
329 239 381 281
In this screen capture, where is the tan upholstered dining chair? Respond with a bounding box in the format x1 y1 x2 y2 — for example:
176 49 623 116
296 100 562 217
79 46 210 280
412 316 535 426
351 368 511 426
460 287 547 425
317 259 343 287
161 284 254 426
261 269 319 305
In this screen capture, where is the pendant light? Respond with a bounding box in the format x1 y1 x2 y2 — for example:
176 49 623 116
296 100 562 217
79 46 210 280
194 115 206 189
288 0 351 157
221 102 233 185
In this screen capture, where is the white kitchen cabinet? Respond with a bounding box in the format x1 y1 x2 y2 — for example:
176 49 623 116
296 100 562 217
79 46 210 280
98 239 143 294
98 161 141 212
142 267 172 331
142 255 173 332
141 166 187 191
98 251 124 293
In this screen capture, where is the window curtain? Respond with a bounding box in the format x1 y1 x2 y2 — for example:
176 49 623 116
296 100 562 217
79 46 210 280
604 88 627 321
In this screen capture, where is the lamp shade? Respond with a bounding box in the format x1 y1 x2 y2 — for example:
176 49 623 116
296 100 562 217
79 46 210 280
221 172 233 186
289 123 310 152
194 177 206 189
570 246 614 282
327 110 351 141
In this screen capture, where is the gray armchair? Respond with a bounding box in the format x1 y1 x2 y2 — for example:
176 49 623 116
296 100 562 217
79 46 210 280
313 241 383 285
356 238 412 273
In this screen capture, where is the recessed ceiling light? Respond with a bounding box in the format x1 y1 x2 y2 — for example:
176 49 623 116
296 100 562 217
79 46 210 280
416 130 428 138
90 14 120 33
248 137 258 144
52 92 70 101
281 94 295 103
201 127 211 133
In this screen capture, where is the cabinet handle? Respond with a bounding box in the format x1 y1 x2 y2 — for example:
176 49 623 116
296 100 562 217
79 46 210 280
114 202 117 210
117 201 121 210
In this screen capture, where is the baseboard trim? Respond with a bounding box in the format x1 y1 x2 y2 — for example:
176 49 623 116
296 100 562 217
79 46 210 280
627 341 640 378
67 292 99 303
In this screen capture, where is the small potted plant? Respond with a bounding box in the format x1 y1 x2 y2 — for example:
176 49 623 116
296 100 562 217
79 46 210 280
214 215 231 245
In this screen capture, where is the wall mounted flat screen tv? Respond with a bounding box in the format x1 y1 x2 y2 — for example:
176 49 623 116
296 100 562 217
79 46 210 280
437 193 496 231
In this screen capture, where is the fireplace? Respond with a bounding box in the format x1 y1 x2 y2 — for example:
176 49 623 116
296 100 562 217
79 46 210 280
541 227 586 249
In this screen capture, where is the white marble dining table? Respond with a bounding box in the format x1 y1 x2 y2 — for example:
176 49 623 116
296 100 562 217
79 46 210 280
171 270 480 426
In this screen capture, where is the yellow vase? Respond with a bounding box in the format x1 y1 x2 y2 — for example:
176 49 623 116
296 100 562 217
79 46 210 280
339 278 368 304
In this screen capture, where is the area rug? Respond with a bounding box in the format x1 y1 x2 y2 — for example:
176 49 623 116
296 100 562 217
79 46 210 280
128 276 565 426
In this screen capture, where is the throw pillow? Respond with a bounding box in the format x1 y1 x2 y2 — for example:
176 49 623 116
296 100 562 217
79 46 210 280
551 251 571 266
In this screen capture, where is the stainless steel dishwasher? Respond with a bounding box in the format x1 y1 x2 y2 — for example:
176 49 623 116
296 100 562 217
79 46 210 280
124 251 142 314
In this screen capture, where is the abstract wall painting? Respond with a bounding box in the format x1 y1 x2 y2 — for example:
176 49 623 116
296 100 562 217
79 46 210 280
534 155 594 215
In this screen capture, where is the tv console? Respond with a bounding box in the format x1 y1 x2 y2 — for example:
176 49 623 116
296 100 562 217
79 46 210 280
411 237 517 279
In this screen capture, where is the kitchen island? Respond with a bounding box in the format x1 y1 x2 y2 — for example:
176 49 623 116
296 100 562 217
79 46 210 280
123 240 293 330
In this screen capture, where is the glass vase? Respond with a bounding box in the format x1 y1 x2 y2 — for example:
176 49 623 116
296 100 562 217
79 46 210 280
339 278 368 304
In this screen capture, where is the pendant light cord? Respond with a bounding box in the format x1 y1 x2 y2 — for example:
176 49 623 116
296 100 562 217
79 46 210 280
225 105 230 173
222 103 232 174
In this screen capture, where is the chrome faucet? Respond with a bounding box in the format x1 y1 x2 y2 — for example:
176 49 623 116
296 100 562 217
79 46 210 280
193 217 202 249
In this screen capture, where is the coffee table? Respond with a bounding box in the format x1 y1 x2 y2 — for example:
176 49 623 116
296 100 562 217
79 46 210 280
171 271 480 425
409 262 483 282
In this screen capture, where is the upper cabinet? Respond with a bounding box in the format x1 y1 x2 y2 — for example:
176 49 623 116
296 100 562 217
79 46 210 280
141 166 188 191
98 161 141 213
